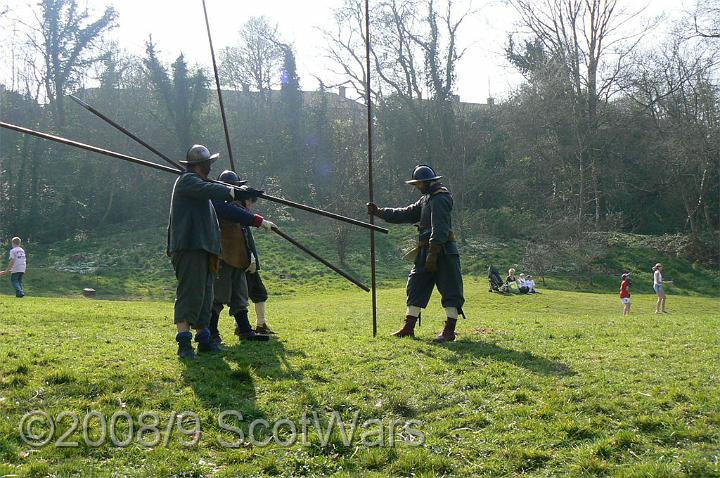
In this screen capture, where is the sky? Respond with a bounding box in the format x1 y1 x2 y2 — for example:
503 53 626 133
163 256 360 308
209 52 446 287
0 0 696 104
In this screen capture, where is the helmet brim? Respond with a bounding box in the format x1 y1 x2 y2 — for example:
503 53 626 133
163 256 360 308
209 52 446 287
405 175 442 184
180 153 220 165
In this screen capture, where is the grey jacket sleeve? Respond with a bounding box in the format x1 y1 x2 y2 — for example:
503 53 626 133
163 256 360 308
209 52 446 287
380 198 423 224
177 173 233 201
429 193 453 245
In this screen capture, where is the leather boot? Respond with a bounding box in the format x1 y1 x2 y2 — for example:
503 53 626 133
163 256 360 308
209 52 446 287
255 324 277 335
234 311 270 342
391 316 417 338
254 302 276 334
434 318 457 342
176 331 196 360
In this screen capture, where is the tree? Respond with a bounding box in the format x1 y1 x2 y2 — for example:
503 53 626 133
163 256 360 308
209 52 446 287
508 0 651 224
143 40 209 152
277 44 305 196
322 0 472 211
30 0 117 126
321 0 471 102
625 36 720 234
692 0 720 39
219 16 283 94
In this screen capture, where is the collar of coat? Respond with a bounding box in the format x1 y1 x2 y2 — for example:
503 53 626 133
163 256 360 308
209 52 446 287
429 182 450 196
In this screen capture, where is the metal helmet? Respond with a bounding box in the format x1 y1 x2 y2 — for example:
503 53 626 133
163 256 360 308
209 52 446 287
217 170 248 186
181 144 219 165
405 164 442 184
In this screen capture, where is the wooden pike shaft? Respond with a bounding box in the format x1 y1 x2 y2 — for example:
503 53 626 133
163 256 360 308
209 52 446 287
365 0 379 336
201 0 236 173
272 227 370 292
69 95 184 171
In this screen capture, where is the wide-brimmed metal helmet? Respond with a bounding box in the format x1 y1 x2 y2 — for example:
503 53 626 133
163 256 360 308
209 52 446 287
181 144 220 164
218 170 247 186
405 164 442 184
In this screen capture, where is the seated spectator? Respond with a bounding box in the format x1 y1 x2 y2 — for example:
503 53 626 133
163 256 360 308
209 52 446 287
517 273 530 294
505 268 517 288
526 275 539 293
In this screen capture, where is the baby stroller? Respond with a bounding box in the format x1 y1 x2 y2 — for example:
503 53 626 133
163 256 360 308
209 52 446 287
488 265 510 293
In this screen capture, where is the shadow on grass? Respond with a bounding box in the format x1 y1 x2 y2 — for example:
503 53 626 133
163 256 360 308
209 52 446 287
180 350 260 414
434 340 575 377
226 338 322 411
180 335 319 412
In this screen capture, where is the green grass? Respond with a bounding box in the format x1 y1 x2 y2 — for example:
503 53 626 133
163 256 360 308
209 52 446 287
1 280 719 477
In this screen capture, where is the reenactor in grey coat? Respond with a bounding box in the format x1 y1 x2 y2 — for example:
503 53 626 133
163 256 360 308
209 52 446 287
168 145 239 359
368 165 465 342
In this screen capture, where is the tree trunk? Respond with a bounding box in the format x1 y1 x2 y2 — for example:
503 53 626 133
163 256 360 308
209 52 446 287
27 139 41 232
681 187 696 234
577 151 585 220
101 179 116 225
591 159 601 225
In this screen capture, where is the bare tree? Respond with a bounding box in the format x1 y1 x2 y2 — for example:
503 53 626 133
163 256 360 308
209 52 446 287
508 0 652 224
318 0 376 101
320 0 471 102
692 0 720 39
220 16 283 94
25 0 117 126
626 35 719 234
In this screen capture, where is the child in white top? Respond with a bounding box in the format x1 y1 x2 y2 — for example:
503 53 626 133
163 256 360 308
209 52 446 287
526 275 537 293
652 263 669 314
517 273 530 294
1 237 26 297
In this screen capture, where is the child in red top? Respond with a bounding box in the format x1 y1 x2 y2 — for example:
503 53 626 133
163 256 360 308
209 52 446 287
620 273 631 316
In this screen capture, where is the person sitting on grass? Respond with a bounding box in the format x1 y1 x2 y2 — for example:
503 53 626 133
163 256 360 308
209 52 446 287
526 275 539 294
0 237 27 298
505 268 518 291
517 273 530 294
620 273 631 316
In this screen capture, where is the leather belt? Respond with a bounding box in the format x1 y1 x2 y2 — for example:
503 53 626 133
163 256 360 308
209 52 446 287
418 231 455 247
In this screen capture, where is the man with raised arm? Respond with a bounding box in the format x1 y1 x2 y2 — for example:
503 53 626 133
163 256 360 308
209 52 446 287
368 165 465 342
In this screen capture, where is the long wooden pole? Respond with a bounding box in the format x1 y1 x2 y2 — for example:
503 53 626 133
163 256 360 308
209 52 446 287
0 121 183 175
201 0 236 173
365 0 378 337
69 95 184 171
271 227 370 292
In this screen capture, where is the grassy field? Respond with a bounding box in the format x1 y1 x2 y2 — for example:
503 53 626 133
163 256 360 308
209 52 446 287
1 279 719 477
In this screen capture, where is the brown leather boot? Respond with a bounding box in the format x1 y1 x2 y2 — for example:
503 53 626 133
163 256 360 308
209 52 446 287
434 318 457 342
391 316 418 338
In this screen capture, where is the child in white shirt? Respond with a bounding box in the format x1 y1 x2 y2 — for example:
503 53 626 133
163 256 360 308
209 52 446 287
526 275 537 293
1 237 26 297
